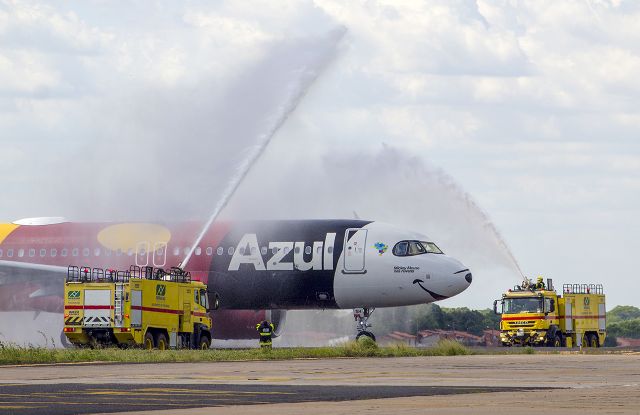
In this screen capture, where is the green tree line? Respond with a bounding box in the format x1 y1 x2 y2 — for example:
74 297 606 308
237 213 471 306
606 306 640 339
375 303 500 336
375 304 640 339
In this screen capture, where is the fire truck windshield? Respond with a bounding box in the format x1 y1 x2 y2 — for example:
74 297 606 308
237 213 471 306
504 297 543 314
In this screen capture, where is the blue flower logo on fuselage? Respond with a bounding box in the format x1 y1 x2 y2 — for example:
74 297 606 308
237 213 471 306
373 242 388 255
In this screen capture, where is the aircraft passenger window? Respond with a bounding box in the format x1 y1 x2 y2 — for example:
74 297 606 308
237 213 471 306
116 248 122 256
251 247 257 255
39 248 46 257
105 249 112 257
183 247 189 256
127 248 133 256
316 246 322 254
328 246 333 254
72 248 79 257
29 249 35 257
0 249 3 257
51 248 57 257
408 241 425 255
261 247 267 255
206 247 213 256
393 241 409 256
61 248 67 257
284 247 290 254
83 248 90 257
18 249 24 257
228 247 235 255
173 247 180 256
305 246 311 255
94 248 101 256
217 247 223 256
7 249 14 257
294 246 300 254
272 247 278 255
239 247 245 255
195 247 201 256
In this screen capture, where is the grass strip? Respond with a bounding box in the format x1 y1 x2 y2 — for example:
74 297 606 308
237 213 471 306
0 339 476 365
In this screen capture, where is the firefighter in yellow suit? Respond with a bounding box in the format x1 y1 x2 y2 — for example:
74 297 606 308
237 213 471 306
256 320 275 349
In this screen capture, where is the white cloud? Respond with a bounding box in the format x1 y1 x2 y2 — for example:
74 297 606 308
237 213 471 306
0 0 638 308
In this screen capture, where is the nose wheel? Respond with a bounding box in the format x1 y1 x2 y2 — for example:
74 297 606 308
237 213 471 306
353 307 376 342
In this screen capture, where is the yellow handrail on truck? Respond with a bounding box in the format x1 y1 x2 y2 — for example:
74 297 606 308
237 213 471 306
64 265 213 349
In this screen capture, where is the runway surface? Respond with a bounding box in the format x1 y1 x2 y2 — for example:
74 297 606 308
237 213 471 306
0 354 638 414
0 383 535 415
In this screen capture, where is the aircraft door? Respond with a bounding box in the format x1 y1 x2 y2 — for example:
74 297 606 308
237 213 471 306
153 242 167 267
135 242 149 266
343 228 367 274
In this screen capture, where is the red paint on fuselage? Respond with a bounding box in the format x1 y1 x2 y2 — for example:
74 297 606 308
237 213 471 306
0 221 231 278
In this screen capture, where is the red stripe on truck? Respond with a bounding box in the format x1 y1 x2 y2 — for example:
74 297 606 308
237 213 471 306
64 305 114 310
130 305 183 315
502 315 605 321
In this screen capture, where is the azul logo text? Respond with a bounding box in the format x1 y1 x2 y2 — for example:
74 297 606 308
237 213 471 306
228 233 336 272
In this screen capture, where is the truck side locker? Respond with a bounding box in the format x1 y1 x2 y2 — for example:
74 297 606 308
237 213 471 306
565 299 573 332
131 290 142 327
598 302 606 331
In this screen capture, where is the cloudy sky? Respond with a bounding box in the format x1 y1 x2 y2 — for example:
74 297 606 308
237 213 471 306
1 0 639 309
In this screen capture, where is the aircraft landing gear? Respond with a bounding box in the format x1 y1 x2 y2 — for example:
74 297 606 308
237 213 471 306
353 307 376 342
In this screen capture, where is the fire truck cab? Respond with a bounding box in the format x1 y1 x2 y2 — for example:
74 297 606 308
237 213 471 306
64 265 213 349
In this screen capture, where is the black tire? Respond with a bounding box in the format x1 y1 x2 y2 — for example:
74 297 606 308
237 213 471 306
144 331 155 350
198 334 211 350
155 332 168 350
356 331 376 342
553 334 562 348
582 333 590 348
589 333 599 348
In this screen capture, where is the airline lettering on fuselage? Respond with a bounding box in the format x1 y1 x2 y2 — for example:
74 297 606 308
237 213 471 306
228 233 336 272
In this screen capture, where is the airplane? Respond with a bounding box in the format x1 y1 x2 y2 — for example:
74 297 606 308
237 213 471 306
0 216 472 344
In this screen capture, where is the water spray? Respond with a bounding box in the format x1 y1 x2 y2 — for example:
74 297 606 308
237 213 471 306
179 28 347 270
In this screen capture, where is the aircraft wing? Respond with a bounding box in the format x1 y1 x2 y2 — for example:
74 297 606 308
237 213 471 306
0 260 67 298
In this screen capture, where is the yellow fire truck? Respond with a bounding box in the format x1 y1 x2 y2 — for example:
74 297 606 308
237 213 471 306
64 265 213 349
493 278 606 347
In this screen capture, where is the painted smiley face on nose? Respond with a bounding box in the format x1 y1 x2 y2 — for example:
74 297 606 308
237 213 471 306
412 279 449 300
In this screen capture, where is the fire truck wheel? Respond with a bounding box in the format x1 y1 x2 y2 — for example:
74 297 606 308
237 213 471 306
199 334 211 350
582 334 590 348
144 332 155 350
156 333 168 350
553 334 562 347
588 333 599 348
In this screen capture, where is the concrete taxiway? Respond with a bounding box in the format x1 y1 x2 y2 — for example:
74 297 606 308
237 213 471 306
0 354 638 414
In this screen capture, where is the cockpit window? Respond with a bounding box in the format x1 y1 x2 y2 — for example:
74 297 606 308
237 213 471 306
421 241 443 254
393 241 408 256
393 240 444 256
408 241 425 255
